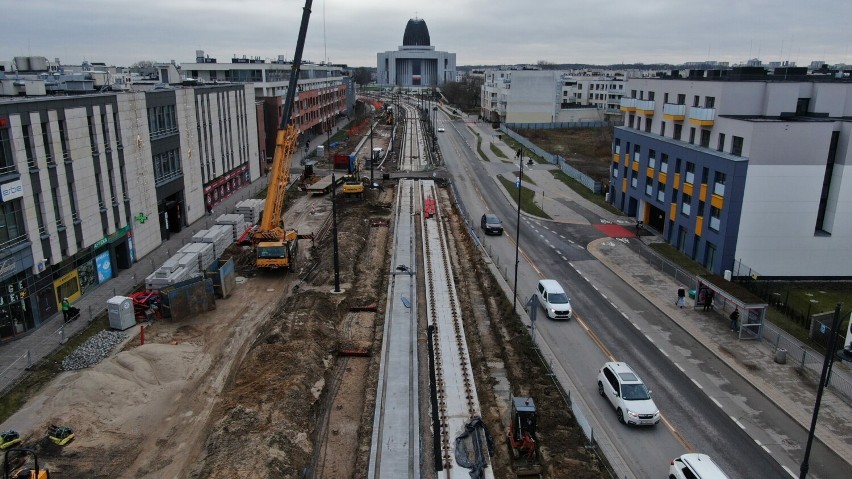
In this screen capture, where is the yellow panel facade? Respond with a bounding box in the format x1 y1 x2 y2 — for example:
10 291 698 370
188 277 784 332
711 194 724 209
699 183 708 202
696 216 704 237
683 182 693 196
658 172 667 184
670 203 677 219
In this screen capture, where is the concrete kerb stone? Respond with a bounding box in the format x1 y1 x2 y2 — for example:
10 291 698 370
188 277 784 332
587 237 852 469
476 241 636 479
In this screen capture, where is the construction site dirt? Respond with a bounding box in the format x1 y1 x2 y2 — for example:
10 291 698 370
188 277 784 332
4 181 607 478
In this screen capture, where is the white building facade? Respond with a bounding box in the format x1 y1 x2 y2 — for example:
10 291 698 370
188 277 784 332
377 18 456 87
481 69 624 125
0 83 260 339
612 70 852 277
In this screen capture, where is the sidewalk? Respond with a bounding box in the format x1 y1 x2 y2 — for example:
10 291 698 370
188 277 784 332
0 119 348 395
467 125 852 467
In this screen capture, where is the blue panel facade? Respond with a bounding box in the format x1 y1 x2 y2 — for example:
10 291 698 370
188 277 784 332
610 127 749 275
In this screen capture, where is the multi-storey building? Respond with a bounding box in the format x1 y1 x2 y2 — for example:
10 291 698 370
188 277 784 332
181 51 351 141
480 69 624 125
611 67 852 278
0 83 260 340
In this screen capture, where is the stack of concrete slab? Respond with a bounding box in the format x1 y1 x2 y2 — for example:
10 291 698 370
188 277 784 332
215 214 249 242
236 199 265 224
145 253 198 290
178 242 217 271
194 224 233 258
192 230 209 243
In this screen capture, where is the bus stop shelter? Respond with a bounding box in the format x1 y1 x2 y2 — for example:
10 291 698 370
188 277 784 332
694 278 768 340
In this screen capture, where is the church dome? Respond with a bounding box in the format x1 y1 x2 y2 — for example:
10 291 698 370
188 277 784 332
402 18 431 46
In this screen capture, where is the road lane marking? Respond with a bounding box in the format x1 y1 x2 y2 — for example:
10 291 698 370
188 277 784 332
675 363 685 373
710 397 723 408
782 466 796 478
690 378 703 389
730 417 746 430
658 348 669 358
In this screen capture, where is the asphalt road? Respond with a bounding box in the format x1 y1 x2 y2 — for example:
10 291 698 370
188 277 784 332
435 114 845 479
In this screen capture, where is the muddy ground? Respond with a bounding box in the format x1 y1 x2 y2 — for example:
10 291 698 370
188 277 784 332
5 133 607 478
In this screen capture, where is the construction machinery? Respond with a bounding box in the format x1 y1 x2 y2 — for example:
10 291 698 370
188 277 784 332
3 448 49 479
46 425 74 447
0 432 20 451
507 396 542 476
252 0 312 270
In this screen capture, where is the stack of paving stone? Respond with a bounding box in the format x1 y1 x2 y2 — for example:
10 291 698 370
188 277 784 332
235 198 264 224
178 242 217 272
215 214 249 242
145 253 197 290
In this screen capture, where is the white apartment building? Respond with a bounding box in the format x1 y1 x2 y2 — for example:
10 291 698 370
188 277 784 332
480 69 624 125
181 51 350 136
0 83 260 339
612 68 852 277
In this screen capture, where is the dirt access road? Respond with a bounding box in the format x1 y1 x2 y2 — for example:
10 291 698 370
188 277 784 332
4 181 606 477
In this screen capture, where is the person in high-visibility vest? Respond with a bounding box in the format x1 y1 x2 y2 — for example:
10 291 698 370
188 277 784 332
62 297 70 322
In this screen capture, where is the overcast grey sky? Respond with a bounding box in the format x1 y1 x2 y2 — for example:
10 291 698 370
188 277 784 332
2 0 850 68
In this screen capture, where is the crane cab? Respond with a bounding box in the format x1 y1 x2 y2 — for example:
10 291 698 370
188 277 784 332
255 231 298 270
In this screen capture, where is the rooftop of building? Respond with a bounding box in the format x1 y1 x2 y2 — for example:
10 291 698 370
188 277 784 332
402 18 430 47
646 66 852 83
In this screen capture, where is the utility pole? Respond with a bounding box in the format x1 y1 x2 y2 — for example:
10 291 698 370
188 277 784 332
331 173 341 293
512 147 524 311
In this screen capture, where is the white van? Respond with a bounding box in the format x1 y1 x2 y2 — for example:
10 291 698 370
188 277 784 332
535 279 572 319
669 453 729 479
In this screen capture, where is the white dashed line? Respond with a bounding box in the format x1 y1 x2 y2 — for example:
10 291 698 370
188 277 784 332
754 440 770 454
555 250 562 255
690 378 703 389
559 235 565 239
644 334 653 343
592 284 599 291
561 256 568 261
609 302 617 309
675 364 685 373
710 397 723 408
730 417 746 430
622 312 630 319
632 322 640 330
567 239 575 244
658 348 669 358
782 466 796 478
600 293 608 300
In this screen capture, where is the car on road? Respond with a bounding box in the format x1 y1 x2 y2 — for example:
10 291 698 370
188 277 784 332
669 453 729 479
480 214 503 235
437 127 445 132
534 279 572 319
597 362 660 426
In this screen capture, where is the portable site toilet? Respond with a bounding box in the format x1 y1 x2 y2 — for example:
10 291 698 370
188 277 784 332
107 296 136 331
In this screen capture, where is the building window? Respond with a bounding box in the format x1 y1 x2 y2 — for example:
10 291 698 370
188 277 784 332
660 121 666 137
612 162 618 177
614 138 620 154
664 92 669 103
628 114 635 128
682 194 691 216
705 96 715 108
677 94 685 105
685 162 695 184
22 124 35 169
713 171 726 196
660 154 669 173
657 182 666 202
704 242 716 270
673 124 683 141
648 91 655 101
633 144 641 163
701 167 709 185
648 149 656 169
700 129 711 147
709 206 721 231
0 199 26 249
645 177 653 196
693 95 700 107
717 133 726 152
0 129 15 176
731 136 744 156
645 119 652 133
631 169 638 188
689 127 696 144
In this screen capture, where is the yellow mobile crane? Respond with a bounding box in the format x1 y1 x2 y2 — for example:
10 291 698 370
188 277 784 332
253 0 312 270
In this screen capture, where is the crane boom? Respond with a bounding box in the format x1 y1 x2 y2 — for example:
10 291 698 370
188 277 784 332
253 0 313 269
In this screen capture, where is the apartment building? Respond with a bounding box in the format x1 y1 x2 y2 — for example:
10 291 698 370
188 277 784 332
0 83 260 340
182 51 351 138
480 69 624 125
611 68 852 278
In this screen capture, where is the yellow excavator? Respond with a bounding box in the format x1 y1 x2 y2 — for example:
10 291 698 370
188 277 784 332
253 0 313 270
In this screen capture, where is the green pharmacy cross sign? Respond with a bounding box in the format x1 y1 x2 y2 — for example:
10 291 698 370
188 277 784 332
135 212 149 224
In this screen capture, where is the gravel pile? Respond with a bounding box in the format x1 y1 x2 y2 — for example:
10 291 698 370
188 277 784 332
61 330 128 371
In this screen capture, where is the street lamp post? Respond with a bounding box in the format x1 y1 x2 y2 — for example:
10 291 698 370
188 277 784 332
799 302 845 478
512 147 524 312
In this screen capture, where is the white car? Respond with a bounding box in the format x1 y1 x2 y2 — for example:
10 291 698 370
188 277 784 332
535 279 572 319
437 127 445 132
669 453 730 479
597 362 660 426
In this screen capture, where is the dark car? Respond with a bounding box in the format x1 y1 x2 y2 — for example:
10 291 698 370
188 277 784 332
481 214 503 235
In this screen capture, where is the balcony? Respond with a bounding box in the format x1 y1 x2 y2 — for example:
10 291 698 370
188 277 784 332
689 107 716 126
635 100 655 116
619 97 637 112
663 103 686 121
